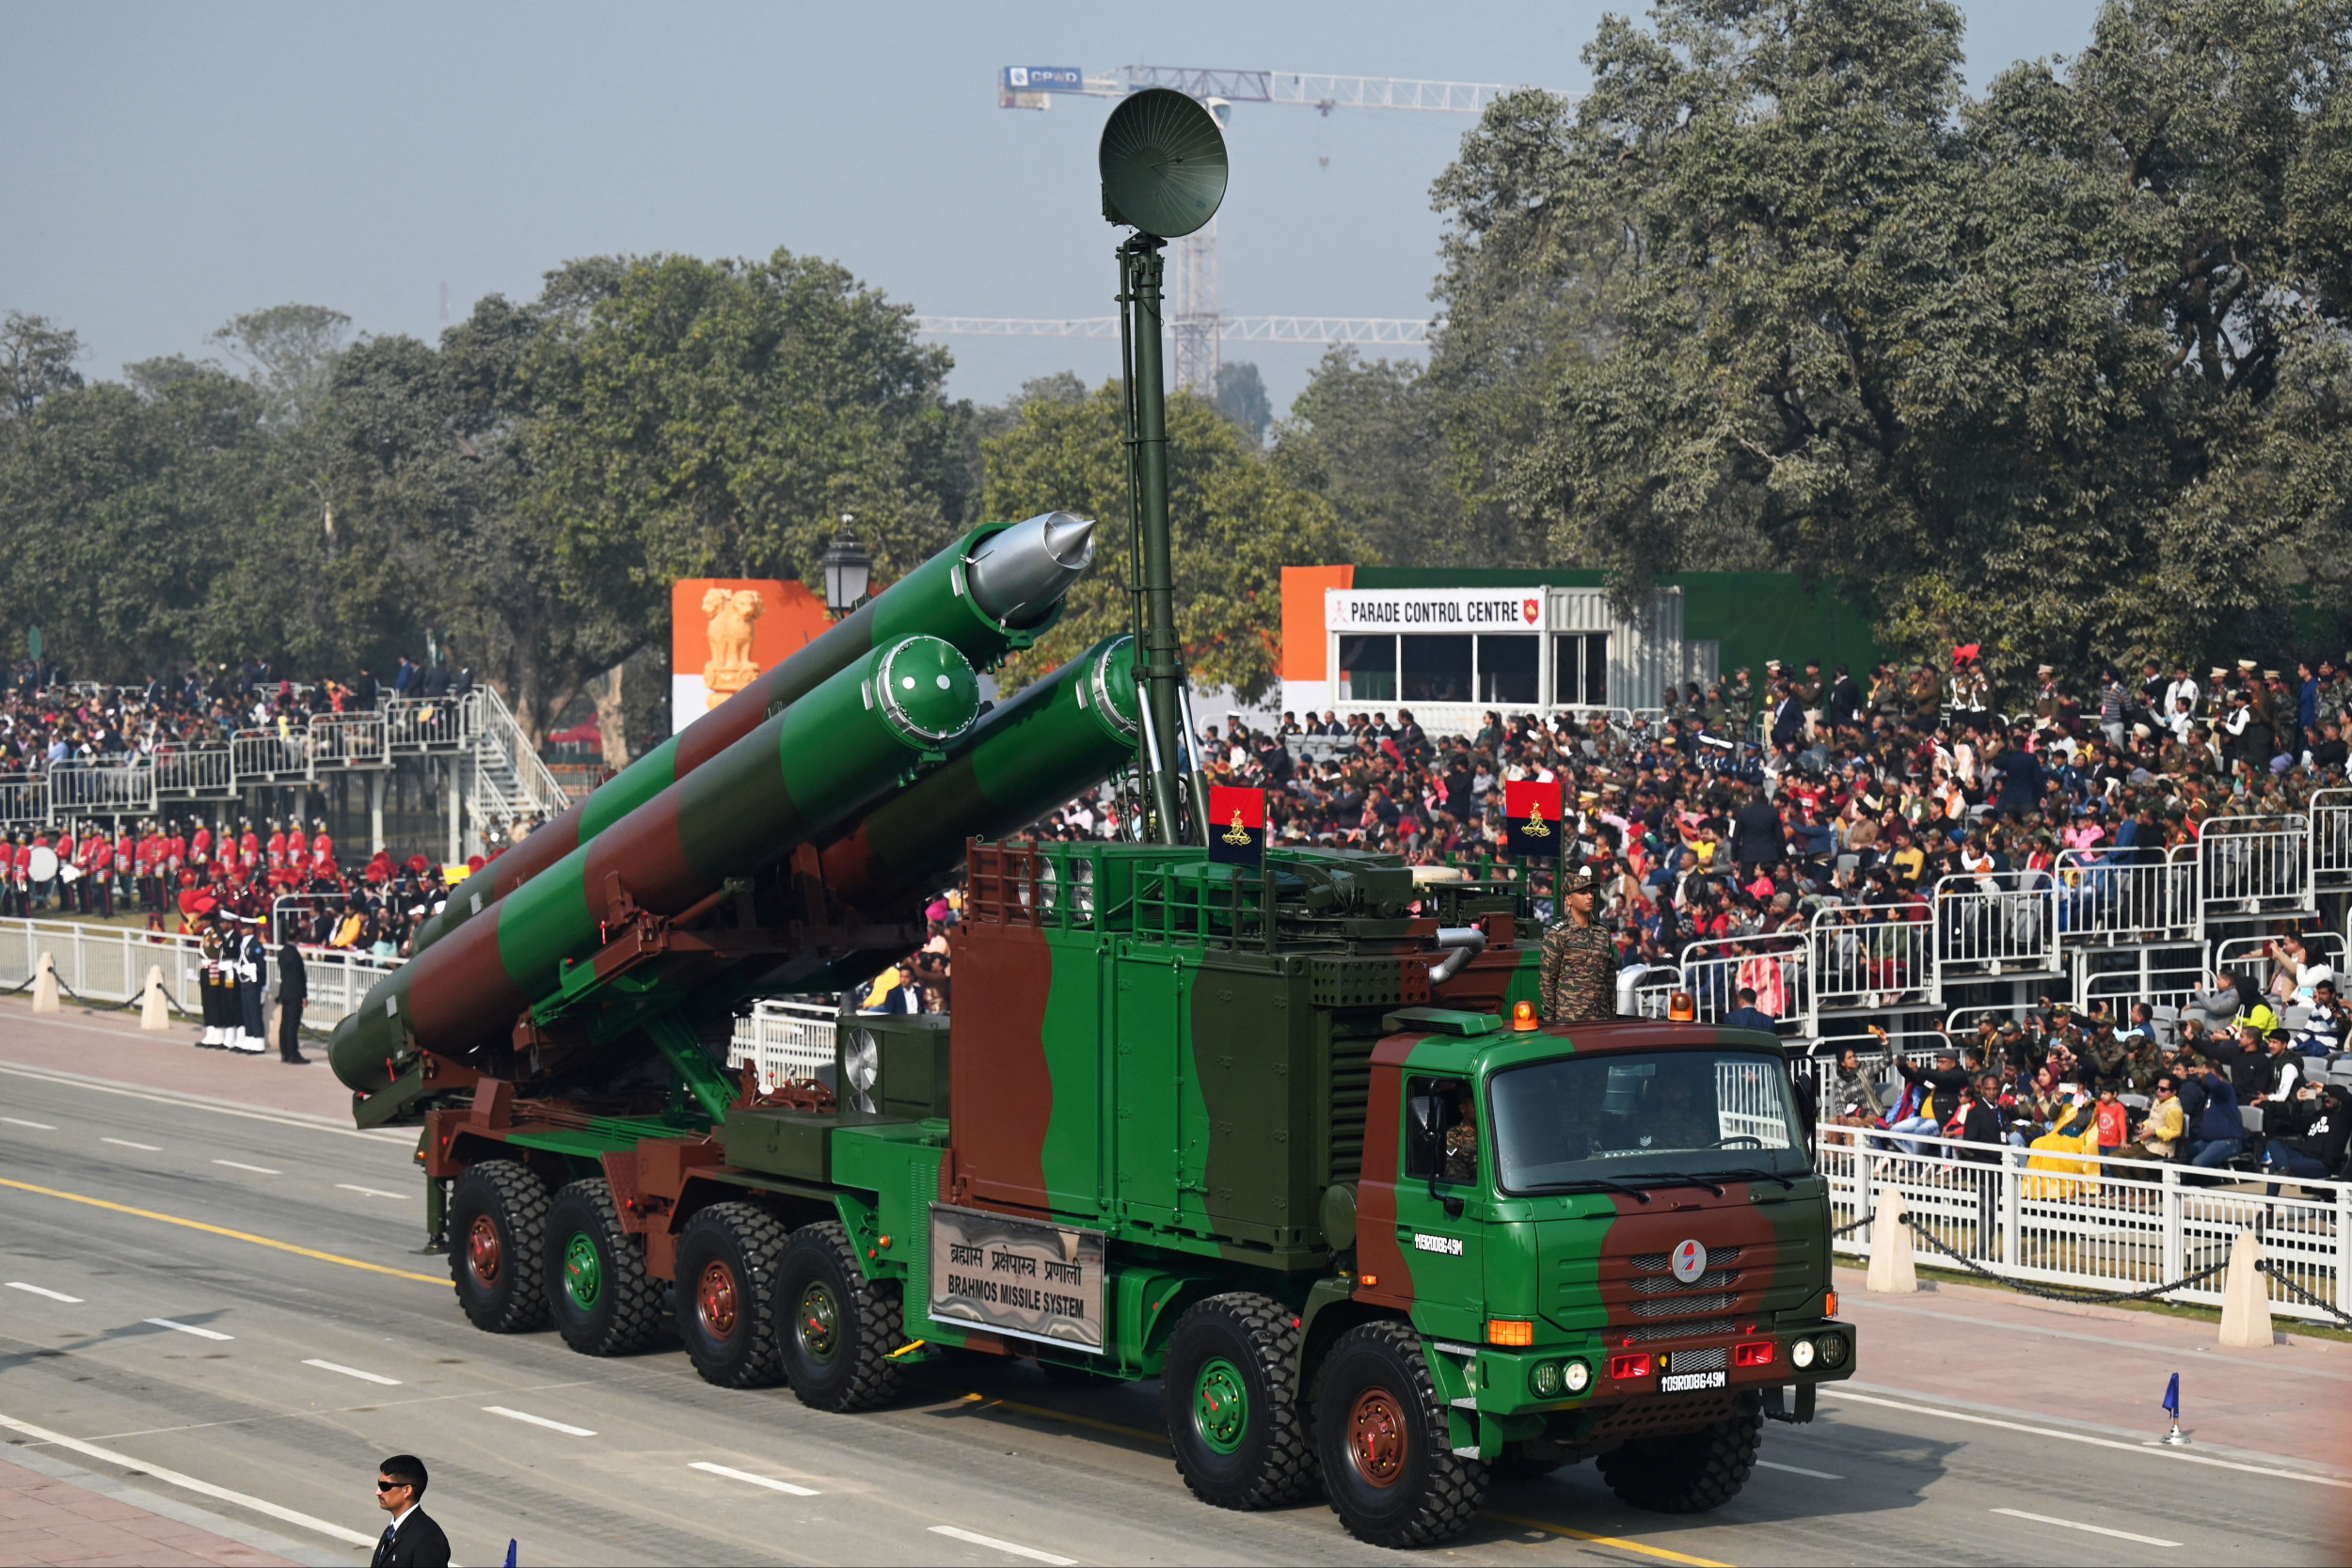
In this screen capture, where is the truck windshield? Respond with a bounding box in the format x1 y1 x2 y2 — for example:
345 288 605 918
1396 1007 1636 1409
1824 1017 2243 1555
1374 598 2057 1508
1487 1051 1807 1193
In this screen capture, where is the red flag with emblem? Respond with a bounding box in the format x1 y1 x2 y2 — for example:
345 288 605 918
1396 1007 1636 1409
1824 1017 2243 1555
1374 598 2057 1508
1503 777 1564 860
1207 784 1265 866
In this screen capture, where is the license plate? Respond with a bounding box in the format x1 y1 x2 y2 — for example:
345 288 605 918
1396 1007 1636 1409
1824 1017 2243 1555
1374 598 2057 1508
1660 1370 1727 1393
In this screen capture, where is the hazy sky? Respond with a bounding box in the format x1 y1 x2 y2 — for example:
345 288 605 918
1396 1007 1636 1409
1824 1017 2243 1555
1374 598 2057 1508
4 2 2101 415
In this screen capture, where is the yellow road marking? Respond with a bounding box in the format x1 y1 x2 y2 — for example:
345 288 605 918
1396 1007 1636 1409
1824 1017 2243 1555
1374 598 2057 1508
0 1175 448 1286
1488 1511 1733 1566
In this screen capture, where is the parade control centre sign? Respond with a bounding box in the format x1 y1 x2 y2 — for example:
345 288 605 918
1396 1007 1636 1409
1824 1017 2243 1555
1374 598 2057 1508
929 1204 1107 1352
1327 586 1548 632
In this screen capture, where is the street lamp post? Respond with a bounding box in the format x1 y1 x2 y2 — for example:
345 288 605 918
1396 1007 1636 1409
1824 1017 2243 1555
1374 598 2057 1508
819 515 872 616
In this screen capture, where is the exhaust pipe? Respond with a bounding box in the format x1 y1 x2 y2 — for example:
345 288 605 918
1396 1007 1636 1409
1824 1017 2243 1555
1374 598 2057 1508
1427 926 1487 986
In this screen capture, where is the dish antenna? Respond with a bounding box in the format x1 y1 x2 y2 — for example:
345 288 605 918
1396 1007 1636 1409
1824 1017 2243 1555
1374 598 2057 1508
1098 87 1228 239
1099 89 1228 844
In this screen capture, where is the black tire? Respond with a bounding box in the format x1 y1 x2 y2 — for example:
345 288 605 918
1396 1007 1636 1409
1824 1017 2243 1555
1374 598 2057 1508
1597 1406 1762 1513
776 1221 903 1412
1312 1321 1487 1548
674 1202 788 1388
544 1179 660 1356
1160 1292 1318 1510
448 1161 550 1333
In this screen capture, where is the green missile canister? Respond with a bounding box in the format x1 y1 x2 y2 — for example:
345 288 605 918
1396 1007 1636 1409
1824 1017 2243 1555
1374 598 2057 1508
683 636 1142 1012
330 636 979 1096
408 513 1095 958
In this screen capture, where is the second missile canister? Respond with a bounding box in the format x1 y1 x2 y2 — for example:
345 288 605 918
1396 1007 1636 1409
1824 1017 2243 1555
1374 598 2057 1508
329 636 980 1094
408 512 1096 957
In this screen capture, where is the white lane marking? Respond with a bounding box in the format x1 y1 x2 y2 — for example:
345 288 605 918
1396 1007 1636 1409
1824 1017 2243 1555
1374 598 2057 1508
0 1059 410 1142
211 1160 280 1175
1991 1507 2181 1548
102 1137 162 1151
1823 1389 2352 1488
1 1117 57 1130
5 1281 83 1303
484 1405 596 1437
335 1183 409 1200
302 1359 401 1386
929 1525 1079 1566
0 1410 374 1545
690 1461 820 1497
144 1318 232 1341
1756 1459 1843 1480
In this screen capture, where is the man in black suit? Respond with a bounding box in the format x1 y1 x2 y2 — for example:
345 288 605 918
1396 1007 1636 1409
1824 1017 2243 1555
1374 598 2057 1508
372 1454 451 1568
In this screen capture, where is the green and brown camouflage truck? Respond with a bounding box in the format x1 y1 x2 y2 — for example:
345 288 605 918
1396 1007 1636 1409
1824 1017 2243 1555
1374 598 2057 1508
385 838 1852 1548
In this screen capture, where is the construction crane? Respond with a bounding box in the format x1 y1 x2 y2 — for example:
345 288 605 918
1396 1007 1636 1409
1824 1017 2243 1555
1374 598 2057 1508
962 64 1518 394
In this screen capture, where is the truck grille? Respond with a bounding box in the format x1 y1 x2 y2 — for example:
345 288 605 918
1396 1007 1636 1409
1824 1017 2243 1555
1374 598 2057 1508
1326 1033 1375 1183
1630 1292 1737 1318
1623 1317 1734 1343
1662 1345 1727 1372
1629 1270 1740 1294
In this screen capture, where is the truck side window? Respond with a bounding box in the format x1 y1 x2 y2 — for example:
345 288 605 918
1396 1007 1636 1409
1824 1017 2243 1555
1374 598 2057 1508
1406 1077 1477 1184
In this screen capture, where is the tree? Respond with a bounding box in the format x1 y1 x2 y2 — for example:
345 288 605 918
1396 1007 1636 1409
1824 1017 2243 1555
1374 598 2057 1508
212 304 353 432
1213 360 1272 445
1422 0 2352 685
0 311 83 426
982 381 1363 701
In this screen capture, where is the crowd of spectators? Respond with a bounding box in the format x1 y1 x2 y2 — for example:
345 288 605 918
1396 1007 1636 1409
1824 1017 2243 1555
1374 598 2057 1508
0 655 475 778
1027 653 2352 978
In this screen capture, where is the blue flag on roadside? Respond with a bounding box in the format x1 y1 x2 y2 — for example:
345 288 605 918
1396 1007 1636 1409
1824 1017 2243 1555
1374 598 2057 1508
2161 1372 2180 1417
504 1541 517 1567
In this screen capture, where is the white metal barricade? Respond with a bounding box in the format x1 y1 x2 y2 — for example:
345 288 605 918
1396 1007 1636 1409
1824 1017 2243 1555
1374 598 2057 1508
0 917 396 1029
2311 787 2352 890
727 999 840 1089
309 714 389 769
1819 1128 2350 1325
384 695 475 751
46 760 154 816
0 774 46 827
1809 911 1934 1012
153 744 234 798
2054 845 2200 945
1676 935 1811 1031
230 727 308 783
2199 815 2312 917
1933 870 2058 979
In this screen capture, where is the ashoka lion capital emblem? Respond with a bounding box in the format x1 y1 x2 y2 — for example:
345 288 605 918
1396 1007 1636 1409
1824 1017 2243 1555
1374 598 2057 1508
700 586 765 710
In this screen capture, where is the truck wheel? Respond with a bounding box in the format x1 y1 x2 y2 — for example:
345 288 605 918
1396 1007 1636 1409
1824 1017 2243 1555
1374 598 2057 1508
448 1161 550 1333
544 1179 660 1356
1160 1292 1317 1510
674 1203 787 1388
776 1221 902 1412
1312 1321 1488 1548
1597 1407 1761 1513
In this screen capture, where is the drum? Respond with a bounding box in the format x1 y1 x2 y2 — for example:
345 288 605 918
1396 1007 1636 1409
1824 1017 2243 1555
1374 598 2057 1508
25 847 58 883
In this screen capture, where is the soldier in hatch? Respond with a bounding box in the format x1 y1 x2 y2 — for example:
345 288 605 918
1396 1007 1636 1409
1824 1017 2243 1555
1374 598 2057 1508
1540 866 1618 1024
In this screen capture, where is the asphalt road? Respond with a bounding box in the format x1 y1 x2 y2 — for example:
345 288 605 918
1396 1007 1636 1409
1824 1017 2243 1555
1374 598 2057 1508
0 1056 2343 1568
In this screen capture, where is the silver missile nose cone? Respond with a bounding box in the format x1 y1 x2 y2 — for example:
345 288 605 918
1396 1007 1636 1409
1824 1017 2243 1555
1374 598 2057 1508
966 510 1099 626
1039 511 1097 571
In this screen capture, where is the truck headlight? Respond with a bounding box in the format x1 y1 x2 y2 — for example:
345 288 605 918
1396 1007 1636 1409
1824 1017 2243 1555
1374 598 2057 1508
1817 1333 1848 1368
1791 1338 1817 1370
1563 1358 1591 1393
1531 1361 1563 1398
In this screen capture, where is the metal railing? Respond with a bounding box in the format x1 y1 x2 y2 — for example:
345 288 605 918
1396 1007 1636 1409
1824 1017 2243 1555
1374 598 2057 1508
230 727 310 784
1932 870 2058 979
46 760 154 816
726 999 839 1089
2055 845 2200 945
2198 815 2312 917
0 917 398 1029
1810 910 1936 1013
2311 787 2352 889
1677 935 1810 1026
153 745 234 797
1820 1127 2350 1326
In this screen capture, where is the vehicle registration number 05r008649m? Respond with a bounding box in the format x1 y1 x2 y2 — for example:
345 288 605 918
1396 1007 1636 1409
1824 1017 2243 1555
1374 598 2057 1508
1660 1370 1727 1393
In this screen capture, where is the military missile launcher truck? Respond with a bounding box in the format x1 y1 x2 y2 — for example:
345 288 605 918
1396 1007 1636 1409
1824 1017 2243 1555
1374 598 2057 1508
332 87 1851 1548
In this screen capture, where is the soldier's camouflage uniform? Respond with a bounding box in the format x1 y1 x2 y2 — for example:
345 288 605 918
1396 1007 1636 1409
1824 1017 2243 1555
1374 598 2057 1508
1541 922 1619 1024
